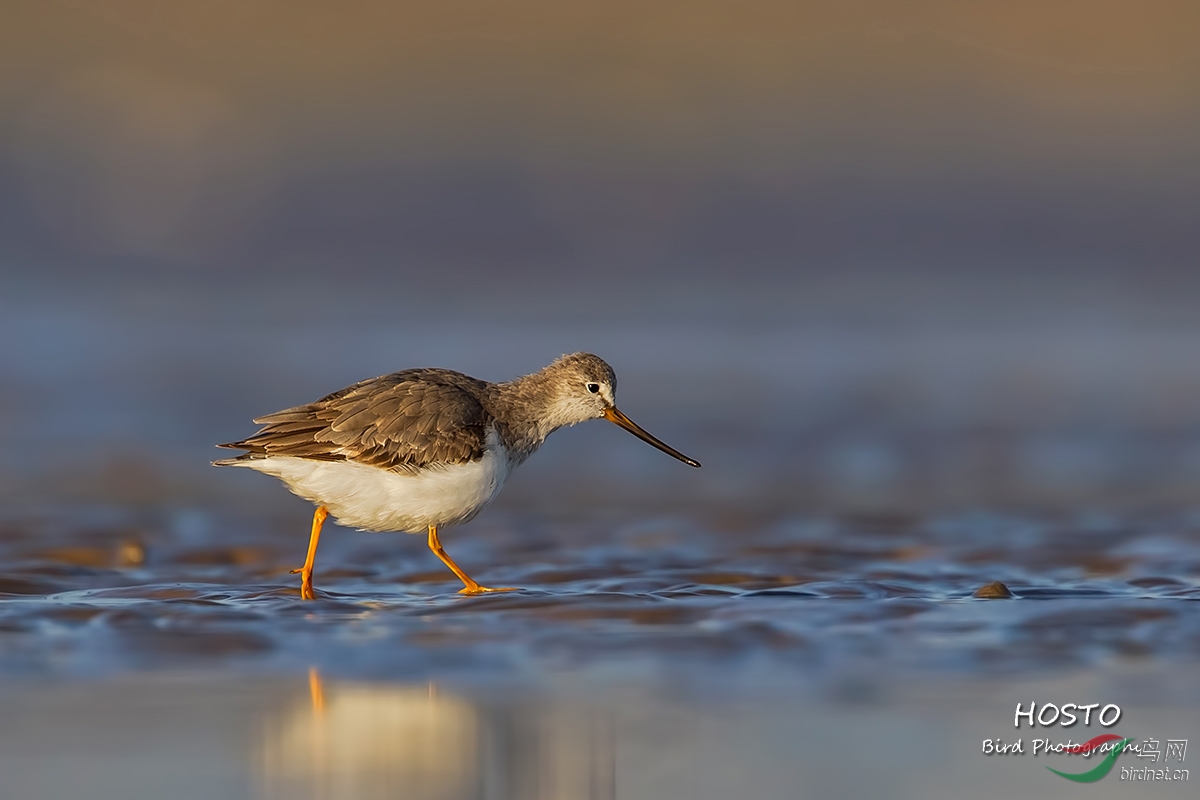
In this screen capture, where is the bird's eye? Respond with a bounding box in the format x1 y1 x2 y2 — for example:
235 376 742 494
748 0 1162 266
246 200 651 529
586 383 600 394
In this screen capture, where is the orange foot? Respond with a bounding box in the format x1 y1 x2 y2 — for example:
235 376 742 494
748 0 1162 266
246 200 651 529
457 584 520 595
290 567 316 600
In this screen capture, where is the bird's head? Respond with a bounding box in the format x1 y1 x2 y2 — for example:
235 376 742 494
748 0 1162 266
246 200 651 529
539 353 700 468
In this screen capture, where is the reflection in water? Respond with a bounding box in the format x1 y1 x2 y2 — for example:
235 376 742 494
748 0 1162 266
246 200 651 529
259 671 480 800
1 670 1196 800
258 671 614 800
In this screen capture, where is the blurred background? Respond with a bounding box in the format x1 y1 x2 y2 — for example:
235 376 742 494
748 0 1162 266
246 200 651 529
3 0 1200 513
3 6 1200 797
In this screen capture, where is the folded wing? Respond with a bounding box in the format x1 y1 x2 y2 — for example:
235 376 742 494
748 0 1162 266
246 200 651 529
216 370 490 473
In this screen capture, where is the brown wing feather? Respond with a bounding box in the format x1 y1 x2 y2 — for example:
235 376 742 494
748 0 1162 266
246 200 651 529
216 370 491 472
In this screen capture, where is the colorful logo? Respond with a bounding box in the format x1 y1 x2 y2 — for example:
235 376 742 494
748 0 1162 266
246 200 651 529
1047 734 1131 783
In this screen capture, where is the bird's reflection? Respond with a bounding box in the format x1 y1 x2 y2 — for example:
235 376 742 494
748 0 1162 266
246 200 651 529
257 670 614 800
258 670 480 800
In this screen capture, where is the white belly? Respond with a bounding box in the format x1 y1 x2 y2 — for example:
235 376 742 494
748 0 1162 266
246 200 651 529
232 434 511 533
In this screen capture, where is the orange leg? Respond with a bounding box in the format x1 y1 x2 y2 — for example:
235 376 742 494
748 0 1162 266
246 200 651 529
426 524 517 595
290 505 327 599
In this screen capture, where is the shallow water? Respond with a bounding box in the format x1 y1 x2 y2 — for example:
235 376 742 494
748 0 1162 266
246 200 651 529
2 505 1198 678
1 502 1198 797
3 666 1197 800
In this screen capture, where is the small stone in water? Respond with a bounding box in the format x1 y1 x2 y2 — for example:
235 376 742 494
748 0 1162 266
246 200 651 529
973 581 1014 599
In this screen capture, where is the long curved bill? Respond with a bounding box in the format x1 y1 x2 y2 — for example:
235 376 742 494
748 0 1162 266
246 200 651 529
603 407 701 468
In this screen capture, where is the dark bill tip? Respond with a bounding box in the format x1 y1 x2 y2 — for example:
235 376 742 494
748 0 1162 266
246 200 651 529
603 407 701 468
